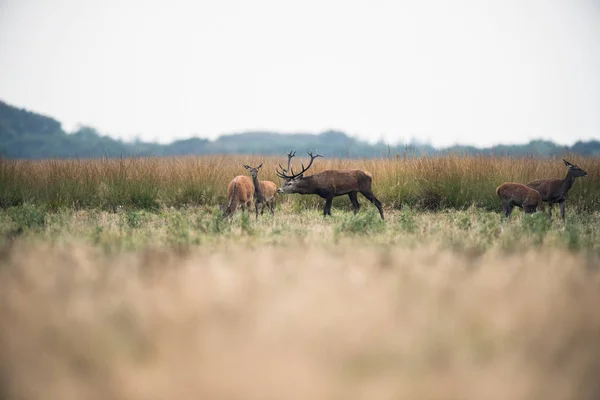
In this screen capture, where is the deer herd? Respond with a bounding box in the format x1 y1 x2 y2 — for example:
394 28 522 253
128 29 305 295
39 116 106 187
222 151 588 223
496 159 588 221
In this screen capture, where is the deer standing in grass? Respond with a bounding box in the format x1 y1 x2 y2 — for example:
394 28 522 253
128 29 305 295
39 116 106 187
243 163 278 218
220 175 254 218
526 159 588 221
276 151 385 219
496 183 545 219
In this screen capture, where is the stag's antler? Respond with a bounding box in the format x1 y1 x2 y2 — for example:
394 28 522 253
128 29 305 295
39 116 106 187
286 150 296 173
276 151 322 180
277 150 296 175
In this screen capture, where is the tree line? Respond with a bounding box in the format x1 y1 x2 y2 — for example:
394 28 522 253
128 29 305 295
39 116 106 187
2 100 599 159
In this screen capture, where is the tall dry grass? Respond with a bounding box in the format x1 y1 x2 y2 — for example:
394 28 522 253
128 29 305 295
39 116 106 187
1 154 598 211
1 243 600 399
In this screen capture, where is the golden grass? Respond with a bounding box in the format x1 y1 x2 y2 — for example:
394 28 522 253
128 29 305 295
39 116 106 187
1 242 600 400
1 154 599 211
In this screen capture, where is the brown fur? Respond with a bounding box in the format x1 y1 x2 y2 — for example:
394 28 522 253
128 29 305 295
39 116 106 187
221 175 254 218
526 159 588 221
496 182 545 218
279 169 384 219
258 180 278 215
243 163 278 218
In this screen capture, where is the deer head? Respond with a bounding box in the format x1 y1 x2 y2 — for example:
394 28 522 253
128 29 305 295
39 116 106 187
276 151 322 193
243 163 263 179
563 159 588 178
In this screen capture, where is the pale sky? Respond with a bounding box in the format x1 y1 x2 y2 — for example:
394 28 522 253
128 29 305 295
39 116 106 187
1 0 599 148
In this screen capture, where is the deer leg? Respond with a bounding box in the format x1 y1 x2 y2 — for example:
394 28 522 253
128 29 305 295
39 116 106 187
323 197 334 217
255 201 259 219
547 203 553 218
348 192 360 214
360 191 385 220
501 201 512 218
260 202 266 215
269 200 275 215
559 201 566 221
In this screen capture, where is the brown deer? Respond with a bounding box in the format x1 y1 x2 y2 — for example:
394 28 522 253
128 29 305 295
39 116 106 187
276 151 385 219
526 159 588 221
496 182 545 218
220 175 254 218
243 163 278 218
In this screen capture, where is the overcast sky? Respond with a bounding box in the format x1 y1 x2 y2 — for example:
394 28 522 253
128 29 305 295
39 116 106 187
1 0 599 148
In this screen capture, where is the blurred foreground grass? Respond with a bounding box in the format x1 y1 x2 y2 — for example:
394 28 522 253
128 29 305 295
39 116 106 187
1 205 600 399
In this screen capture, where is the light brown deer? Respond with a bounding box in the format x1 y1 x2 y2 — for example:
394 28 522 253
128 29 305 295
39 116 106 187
220 175 254 218
496 182 545 219
243 163 278 218
276 151 385 219
526 159 588 221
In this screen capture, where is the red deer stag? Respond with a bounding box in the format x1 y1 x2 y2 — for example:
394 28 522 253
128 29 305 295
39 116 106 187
243 163 278 218
496 182 545 219
526 159 588 221
220 175 254 218
276 151 385 219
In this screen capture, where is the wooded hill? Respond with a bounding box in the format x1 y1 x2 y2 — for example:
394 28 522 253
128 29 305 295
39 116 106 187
2 100 599 159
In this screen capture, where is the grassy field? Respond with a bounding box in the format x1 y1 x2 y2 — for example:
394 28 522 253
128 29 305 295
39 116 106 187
1 155 600 399
2 154 599 211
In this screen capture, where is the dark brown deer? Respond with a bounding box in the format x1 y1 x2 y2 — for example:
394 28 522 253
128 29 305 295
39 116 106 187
526 159 588 221
243 163 278 218
496 182 545 218
220 175 254 218
276 151 385 219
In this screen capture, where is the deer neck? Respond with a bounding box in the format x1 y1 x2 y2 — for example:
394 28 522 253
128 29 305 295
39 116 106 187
251 175 264 200
560 170 576 195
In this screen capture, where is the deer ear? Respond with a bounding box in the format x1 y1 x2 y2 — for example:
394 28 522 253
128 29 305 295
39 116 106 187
257 163 263 169
563 159 573 168
243 164 250 170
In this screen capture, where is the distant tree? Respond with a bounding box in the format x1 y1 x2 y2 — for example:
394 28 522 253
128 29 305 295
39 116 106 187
1 99 599 160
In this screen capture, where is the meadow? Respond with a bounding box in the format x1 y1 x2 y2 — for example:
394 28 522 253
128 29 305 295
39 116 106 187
2 153 599 211
1 155 600 399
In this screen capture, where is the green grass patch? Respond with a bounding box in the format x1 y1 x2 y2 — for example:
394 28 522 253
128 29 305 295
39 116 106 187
335 209 385 236
7 203 47 230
